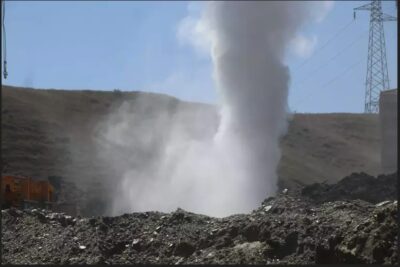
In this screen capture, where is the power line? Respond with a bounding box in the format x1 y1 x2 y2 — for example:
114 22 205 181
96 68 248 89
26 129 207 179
293 57 364 107
292 33 396 97
291 33 396 110
293 19 355 71
320 57 364 89
293 30 369 86
2 0 7 79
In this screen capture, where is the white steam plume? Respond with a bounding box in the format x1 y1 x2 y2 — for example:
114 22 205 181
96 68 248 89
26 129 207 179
97 1 332 217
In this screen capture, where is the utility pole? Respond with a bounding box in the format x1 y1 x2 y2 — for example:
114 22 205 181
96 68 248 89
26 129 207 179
2 0 7 79
354 0 396 113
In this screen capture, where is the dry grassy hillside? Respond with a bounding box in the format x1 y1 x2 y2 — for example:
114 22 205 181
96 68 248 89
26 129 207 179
1 85 382 214
279 113 381 187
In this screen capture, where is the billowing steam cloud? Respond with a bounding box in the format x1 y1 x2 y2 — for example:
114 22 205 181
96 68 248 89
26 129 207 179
97 1 332 217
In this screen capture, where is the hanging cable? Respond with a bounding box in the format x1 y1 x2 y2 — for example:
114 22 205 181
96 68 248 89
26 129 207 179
292 33 397 107
293 29 369 87
2 0 7 79
293 57 364 107
293 19 355 71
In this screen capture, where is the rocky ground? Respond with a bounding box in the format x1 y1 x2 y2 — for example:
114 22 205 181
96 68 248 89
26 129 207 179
1 172 398 264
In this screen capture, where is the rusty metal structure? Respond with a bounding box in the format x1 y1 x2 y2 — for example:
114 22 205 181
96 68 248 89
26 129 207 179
1 175 55 209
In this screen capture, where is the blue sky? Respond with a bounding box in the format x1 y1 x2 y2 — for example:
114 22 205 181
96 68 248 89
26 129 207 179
1 1 397 113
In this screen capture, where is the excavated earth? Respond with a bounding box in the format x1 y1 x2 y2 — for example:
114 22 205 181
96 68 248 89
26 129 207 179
1 172 398 264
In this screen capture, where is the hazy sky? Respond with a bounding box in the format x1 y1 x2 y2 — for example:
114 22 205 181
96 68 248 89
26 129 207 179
1 1 397 113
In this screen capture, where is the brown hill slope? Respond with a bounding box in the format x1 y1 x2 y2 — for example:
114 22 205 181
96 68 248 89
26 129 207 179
1 85 382 214
278 112 381 186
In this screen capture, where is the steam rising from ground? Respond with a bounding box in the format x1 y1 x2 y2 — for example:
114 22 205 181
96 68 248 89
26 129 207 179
97 2 332 217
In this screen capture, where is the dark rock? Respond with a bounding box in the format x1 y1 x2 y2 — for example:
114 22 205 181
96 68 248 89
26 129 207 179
171 212 185 222
102 241 127 257
89 218 97 226
7 208 23 217
302 217 312 225
98 222 109 232
374 211 386 223
228 226 239 238
57 216 68 227
242 224 259 242
174 241 195 257
315 243 336 264
215 236 233 249
284 232 299 255
35 212 48 223
197 238 211 250
271 207 284 214
262 197 275 206
102 217 114 225
302 172 397 204
372 241 391 263
258 225 271 241
131 239 141 251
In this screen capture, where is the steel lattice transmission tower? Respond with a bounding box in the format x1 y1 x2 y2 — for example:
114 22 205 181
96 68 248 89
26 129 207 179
354 0 396 113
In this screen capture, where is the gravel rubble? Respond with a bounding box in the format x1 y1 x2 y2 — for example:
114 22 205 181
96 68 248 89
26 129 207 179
1 172 398 264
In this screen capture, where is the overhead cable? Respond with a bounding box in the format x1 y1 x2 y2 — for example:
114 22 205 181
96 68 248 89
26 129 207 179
293 19 355 71
293 30 369 86
294 57 364 106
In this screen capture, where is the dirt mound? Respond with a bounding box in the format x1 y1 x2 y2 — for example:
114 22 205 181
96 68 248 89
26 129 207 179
2 173 398 264
301 172 397 204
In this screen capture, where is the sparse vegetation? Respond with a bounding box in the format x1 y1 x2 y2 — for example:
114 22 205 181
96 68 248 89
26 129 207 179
1 85 382 216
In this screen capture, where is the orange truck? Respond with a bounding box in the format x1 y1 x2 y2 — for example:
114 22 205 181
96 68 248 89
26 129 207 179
1 175 55 209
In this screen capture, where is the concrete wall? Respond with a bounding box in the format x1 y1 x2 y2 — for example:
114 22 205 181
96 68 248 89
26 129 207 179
379 89 398 174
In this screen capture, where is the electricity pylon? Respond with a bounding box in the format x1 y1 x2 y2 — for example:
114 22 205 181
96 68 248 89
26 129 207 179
354 0 396 113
